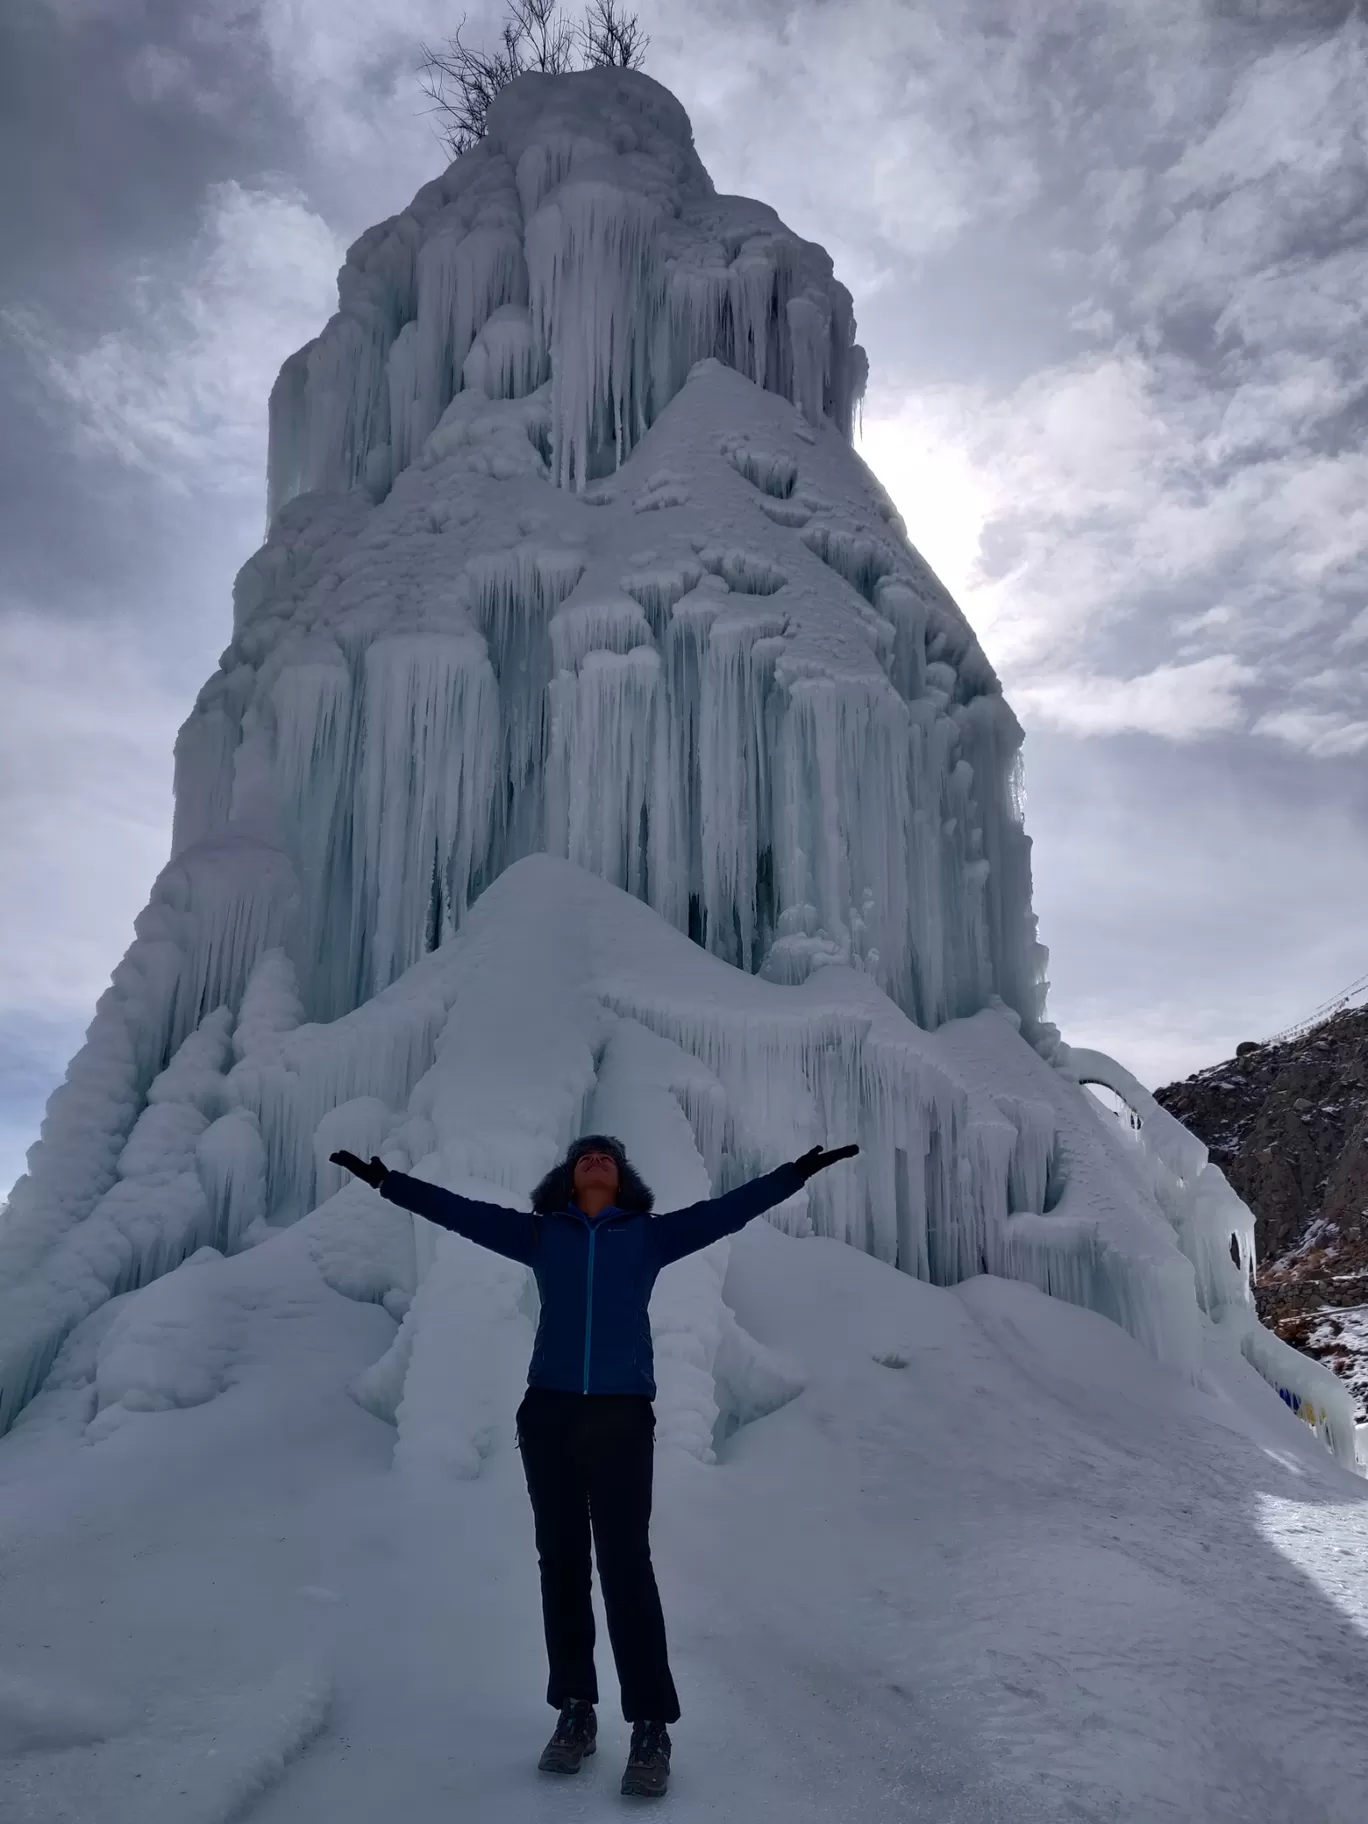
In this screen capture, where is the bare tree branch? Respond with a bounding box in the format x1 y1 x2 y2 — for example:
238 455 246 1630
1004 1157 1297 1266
419 1 650 162
512 0 579 72
580 0 650 68
418 16 521 160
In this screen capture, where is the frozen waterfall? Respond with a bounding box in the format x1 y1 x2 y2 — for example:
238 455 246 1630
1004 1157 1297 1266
2 67 1352 1468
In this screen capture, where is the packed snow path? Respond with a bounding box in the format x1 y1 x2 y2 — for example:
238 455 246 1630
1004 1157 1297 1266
1 1211 1365 1824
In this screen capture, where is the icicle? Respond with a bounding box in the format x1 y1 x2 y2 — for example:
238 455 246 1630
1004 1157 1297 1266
547 648 660 895
466 546 587 874
196 1108 267 1251
723 437 797 501
660 260 731 399
462 304 543 400
228 949 458 1222
171 668 254 858
786 295 830 425
549 587 653 673
698 607 786 971
144 1004 235 1119
412 216 468 450
658 579 728 937
408 211 529 459
233 949 304 1063
955 693 1047 1038
266 342 314 526
994 1093 1056 1216
452 224 530 377
800 522 898 605
526 180 665 488
159 832 299 1057
875 578 929 704
302 309 394 500
771 675 916 1007
350 632 500 1000
729 246 780 391
386 322 420 476
826 286 866 436
269 642 356 1019
514 132 594 221
619 562 704 643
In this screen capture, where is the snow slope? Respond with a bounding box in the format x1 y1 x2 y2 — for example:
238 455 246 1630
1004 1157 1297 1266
2 1191 1365 1824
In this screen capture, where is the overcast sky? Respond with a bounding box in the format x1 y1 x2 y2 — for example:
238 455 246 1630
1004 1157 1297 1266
4 0 1367 1193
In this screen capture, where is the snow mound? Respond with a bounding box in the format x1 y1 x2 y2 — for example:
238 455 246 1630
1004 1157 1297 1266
1 1660 329 1824
8 854 1352 1466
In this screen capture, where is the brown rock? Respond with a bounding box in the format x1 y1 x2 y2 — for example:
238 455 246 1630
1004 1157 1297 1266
1155 1003 1368 1420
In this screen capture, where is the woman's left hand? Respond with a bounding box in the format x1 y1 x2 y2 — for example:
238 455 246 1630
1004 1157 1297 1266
792 1143 859 1181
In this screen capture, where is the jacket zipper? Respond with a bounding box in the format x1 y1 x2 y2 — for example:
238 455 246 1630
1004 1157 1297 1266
582 1221 597 1394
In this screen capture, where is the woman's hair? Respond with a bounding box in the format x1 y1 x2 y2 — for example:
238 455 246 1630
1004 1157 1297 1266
531 1133 655 1215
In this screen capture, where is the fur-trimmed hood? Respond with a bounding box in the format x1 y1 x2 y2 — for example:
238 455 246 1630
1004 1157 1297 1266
531 1133 655 1216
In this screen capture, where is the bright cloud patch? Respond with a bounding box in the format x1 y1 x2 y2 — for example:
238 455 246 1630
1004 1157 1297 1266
7 183 342 494
1014 656 1256 742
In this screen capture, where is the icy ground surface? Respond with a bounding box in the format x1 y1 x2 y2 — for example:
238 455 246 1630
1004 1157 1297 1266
2 1212 1365 1824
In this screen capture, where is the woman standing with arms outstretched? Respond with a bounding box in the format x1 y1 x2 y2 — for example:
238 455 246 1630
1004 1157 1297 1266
332 1132 858 1798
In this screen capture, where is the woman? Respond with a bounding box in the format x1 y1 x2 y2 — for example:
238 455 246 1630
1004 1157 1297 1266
331 1131 857 1799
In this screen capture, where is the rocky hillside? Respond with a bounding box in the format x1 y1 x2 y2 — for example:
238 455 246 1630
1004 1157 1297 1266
1155 1006 1368 1421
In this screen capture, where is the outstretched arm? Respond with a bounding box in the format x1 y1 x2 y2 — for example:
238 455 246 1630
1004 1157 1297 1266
651 1163 804 1266
381 1172 538 1264
331 1151 537 1265
651 1144 859 1267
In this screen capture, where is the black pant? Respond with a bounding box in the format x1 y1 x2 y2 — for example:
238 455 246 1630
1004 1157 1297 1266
516 1388 681 1724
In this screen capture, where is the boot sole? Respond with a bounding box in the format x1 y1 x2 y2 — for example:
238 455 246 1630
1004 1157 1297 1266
620 1771 668 1798
539 1742 596 1775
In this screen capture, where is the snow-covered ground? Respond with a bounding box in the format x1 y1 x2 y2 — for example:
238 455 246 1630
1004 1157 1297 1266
2 1200 1365 1824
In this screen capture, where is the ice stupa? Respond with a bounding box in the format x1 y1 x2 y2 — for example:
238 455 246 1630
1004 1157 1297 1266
0 67 1354 1468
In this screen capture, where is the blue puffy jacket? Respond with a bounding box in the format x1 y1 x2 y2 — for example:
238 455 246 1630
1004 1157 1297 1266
380 1163 804 1398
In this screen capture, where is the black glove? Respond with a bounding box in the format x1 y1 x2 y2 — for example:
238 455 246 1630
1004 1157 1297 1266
792 1143 860 1182
330 1150 389 1191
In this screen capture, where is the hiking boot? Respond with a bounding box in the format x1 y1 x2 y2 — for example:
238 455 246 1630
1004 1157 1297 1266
538 1698 597 1773
620 1720 671 1797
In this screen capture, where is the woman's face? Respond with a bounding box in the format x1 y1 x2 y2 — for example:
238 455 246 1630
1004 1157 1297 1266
573 1149 621 1201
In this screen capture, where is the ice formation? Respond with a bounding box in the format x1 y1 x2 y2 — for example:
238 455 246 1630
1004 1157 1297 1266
1 69 1354 1468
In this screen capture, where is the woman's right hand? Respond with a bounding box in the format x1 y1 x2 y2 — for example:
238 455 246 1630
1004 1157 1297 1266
330 1150 389 1190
